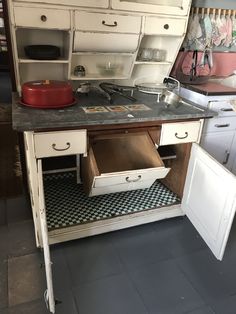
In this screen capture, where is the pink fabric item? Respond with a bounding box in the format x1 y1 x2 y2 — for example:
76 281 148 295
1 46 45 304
171 51 236 78
223 15 233 47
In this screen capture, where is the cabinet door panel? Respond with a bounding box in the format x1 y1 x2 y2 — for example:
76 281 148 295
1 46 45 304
182 143 236 260
200 132 235 171
111 0 191 15
17 0 109 8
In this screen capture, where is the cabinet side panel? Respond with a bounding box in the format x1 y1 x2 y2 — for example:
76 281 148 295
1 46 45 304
161 142 191 198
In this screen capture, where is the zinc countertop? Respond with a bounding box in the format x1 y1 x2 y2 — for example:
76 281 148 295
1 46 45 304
12 90 216 132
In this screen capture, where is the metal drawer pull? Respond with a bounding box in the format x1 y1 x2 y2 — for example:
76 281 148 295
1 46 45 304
126 175 141 183
52 142 70 151
102 20 117 27
220 108 233 112
215 123 230 128
175 132 188 139
40 15 47 22
164 24 169 29
223 150 230 165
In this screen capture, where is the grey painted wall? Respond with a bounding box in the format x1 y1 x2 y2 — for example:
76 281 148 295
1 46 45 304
192 0 236 9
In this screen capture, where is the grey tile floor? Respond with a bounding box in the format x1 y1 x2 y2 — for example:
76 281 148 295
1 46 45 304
1 195 236 314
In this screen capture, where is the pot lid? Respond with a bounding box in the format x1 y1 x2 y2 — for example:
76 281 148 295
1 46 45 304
136 82 168 94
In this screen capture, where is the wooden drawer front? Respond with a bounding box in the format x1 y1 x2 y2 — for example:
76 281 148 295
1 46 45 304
208 101 236 117
34 130 87 158
82 132 170 196
13 6 71 29
74 11 141 34
160 121 201 145
203 117 236 133
74 32 139 52
144 17 186 35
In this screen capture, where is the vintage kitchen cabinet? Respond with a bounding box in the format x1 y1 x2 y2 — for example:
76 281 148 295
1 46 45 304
16 102 235 313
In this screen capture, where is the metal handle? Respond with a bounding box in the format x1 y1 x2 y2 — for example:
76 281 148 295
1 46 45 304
223 150 230 165
102 20 117 27
126 175 141 183
214 123 230 128
164 24 169 30
175 132 188 139
52 142 70 151
40 15 47 22
220 108 233 112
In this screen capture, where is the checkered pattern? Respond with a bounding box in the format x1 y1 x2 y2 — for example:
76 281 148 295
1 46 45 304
44 171 180 231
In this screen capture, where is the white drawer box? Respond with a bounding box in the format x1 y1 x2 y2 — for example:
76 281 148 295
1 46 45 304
144 16 186 35
208 101 236 117
13 6 71 29
74 32 139 52
33 130 87 158
160 121 201 145
74 11 141 34
203 117 236 133
82 132 170 196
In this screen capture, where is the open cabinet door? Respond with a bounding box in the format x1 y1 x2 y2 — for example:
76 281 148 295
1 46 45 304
37 159 55 313
182 143 236 260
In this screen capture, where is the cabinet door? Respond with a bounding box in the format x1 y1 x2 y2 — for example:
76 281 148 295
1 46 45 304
182 143 236 261
200 132 235 171
111 0 191 16
37 159 55 313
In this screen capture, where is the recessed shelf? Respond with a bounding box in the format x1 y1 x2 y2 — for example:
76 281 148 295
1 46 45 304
18 58 69 64
70 74 130 80
134 61 171 65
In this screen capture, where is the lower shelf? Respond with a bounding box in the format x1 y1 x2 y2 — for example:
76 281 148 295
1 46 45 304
44 171 180 232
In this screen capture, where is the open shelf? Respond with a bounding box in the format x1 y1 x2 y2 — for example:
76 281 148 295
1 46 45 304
44 171 180 231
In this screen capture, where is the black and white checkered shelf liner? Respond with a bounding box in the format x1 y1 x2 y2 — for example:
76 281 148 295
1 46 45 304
44 171 180 231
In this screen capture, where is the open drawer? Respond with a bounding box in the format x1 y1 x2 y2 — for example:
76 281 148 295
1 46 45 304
82 132 170 196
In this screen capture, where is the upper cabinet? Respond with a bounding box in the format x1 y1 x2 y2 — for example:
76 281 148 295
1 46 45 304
111 0 191 16
8 0 191 90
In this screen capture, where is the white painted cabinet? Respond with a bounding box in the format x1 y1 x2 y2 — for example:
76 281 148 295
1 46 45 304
8 0 191 87
180 87 236 174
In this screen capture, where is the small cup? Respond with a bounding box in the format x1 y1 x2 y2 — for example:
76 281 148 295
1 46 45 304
139 48 153 61
152 49 166 62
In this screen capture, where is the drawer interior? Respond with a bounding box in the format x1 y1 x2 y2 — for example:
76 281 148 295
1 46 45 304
90 132 164 174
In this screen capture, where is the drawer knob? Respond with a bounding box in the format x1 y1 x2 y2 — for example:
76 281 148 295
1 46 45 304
126 175 141 183
102 20 118 27
52 142 71 151
164 24 169 30
175 132 188 139
40 15 47 22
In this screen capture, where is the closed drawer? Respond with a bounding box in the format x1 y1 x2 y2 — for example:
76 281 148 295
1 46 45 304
208 101 236 117
74 11 141 33
34 130 87 158
160 121 201 145
144 16 186 35
13 6 71 29
74 32 139 52
82 132 170 197
203 116 236 133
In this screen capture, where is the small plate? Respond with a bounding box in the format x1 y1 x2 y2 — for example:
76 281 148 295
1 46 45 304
19 98 77 109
